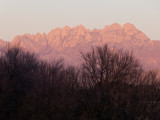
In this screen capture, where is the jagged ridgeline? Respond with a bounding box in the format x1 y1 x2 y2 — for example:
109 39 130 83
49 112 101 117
0 23 160 69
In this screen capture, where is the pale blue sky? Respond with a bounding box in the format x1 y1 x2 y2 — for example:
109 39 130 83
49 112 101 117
0 0 160 41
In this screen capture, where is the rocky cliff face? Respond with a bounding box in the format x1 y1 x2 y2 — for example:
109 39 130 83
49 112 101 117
0 23 159 69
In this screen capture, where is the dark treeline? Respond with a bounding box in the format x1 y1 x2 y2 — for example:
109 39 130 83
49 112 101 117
0 45 160 120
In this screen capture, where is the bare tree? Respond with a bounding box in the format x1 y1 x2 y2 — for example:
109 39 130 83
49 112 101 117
73 45 160 120
0 45 159 120
0 46 39 120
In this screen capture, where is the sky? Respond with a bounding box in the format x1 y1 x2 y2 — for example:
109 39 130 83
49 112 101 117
0 0 160 41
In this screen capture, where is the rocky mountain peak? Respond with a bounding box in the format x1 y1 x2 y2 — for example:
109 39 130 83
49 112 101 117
107 23 122 30
74 24 86 30
62 26 71 31
123 23 137 30
123 23 138 35
1 23 158 68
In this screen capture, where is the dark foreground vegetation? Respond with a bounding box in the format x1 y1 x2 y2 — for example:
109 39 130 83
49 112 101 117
0 45 160 120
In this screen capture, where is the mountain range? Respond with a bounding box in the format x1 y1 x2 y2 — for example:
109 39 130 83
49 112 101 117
0 23 160 69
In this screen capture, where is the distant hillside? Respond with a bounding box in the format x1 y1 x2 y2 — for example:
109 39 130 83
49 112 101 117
0 23 160 69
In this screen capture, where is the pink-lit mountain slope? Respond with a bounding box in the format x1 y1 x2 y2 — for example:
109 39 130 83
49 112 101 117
0 23 160 69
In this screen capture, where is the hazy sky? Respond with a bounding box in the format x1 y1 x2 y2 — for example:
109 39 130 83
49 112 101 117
0 0 160 41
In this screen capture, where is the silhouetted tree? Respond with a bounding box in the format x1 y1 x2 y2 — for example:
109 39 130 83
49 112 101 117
0 45 159 120
73 45 160 120
0 46 39 120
